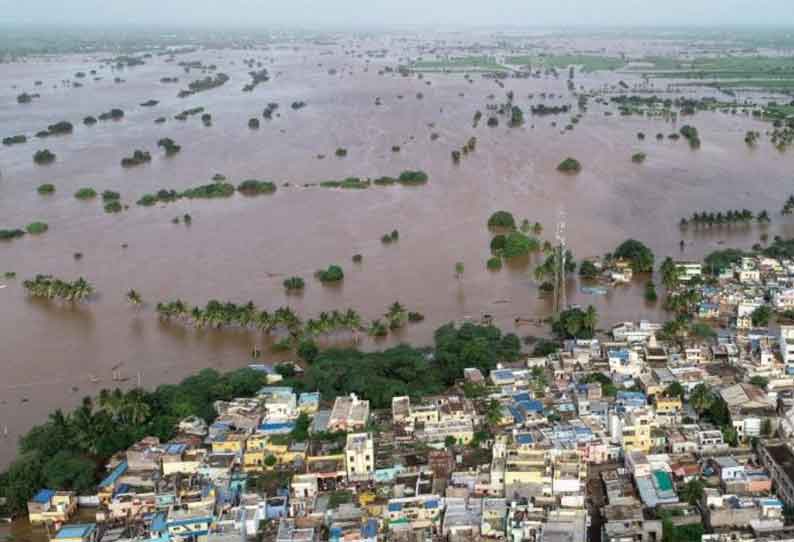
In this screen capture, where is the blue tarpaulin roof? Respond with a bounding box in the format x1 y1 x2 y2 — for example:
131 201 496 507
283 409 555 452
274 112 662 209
113 484 131 497
31 489 55 504
361 519 378 538
516 433 534 445
55 524 95 540
257 421 295 433
165 444 186 455
151 512 168 532
508 405 526 424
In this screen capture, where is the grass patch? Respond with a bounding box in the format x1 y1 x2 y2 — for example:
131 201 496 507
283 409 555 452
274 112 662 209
506 54 625 72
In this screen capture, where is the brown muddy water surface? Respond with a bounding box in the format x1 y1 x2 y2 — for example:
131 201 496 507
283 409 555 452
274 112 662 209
1 41 793 468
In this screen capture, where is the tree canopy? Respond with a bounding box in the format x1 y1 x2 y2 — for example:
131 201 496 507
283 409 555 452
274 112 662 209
487 211 516 229
614 239 655 273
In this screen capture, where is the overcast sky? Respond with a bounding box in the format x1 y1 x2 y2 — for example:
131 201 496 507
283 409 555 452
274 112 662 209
0 0 792 27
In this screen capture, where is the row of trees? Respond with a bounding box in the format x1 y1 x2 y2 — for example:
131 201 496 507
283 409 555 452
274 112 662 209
680 209 770 227
23 274 94 301
154 298 422 344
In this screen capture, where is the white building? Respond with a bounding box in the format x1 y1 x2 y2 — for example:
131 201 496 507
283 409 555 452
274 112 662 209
675 262 702 282
774 289 794 311
611 321 661 344
345 433 374 481
780 326 794 372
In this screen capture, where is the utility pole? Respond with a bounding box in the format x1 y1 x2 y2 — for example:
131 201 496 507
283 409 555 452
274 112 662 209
554 210 567 315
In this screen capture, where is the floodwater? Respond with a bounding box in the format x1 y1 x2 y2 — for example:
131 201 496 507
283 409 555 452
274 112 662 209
1 41 794 468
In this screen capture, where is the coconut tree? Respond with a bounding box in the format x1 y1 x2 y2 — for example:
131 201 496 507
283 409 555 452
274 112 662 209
126 289 142 305
343 308 363 342
385 301 408 330
255 310 274 333
122 389 151 425
690 383 714 414
485 399 503 425
368 319 388 337
71 397 100 455
583 305 598 335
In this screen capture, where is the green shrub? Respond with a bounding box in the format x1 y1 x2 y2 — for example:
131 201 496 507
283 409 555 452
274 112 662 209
26 222 48 234
316 265 344 283
237 179 276 195
283 276 305 291
557 157 582 173
75 187 97 200
487 256 502 270
503 232 539 258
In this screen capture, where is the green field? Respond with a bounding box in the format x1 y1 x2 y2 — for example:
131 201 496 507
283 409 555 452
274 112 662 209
505 54 625 72
639 55 794 79
411 55 502 71
765 104 794 119
700 79 794 90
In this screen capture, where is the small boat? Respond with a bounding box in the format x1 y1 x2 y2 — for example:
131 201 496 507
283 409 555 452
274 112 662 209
0 285 6 289
580 286 608 295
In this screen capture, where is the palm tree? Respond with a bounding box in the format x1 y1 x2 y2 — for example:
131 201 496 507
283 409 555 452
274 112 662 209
583 306 598 334
485 399 503 425
71 397 99 455
123 389 151 425
564 317 582 339
680 479 704 505
385 302 407 330
368 319 388 337
343 308 362 330
256 310 273 333
126 289 142 305
690 383 714 414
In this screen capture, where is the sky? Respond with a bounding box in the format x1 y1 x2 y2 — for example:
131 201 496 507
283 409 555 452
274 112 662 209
0 0 792 27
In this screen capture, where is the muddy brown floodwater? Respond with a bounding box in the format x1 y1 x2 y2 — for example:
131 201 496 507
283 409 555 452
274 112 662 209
1 42 793 469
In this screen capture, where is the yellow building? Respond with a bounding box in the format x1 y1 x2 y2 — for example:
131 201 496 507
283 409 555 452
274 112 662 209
654 396 682 416
242 435 309 472
211 431 248 454
504 449 552 492
621 410 654 453
27 490 77 525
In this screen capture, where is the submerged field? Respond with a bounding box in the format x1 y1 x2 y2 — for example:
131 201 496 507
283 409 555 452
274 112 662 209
1 31 794 467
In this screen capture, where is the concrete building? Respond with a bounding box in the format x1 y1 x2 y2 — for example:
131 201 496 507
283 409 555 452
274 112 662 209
329 394 370 432
345 433 374 481
781 326 794 372
759 441 794 507
27 490 77 525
